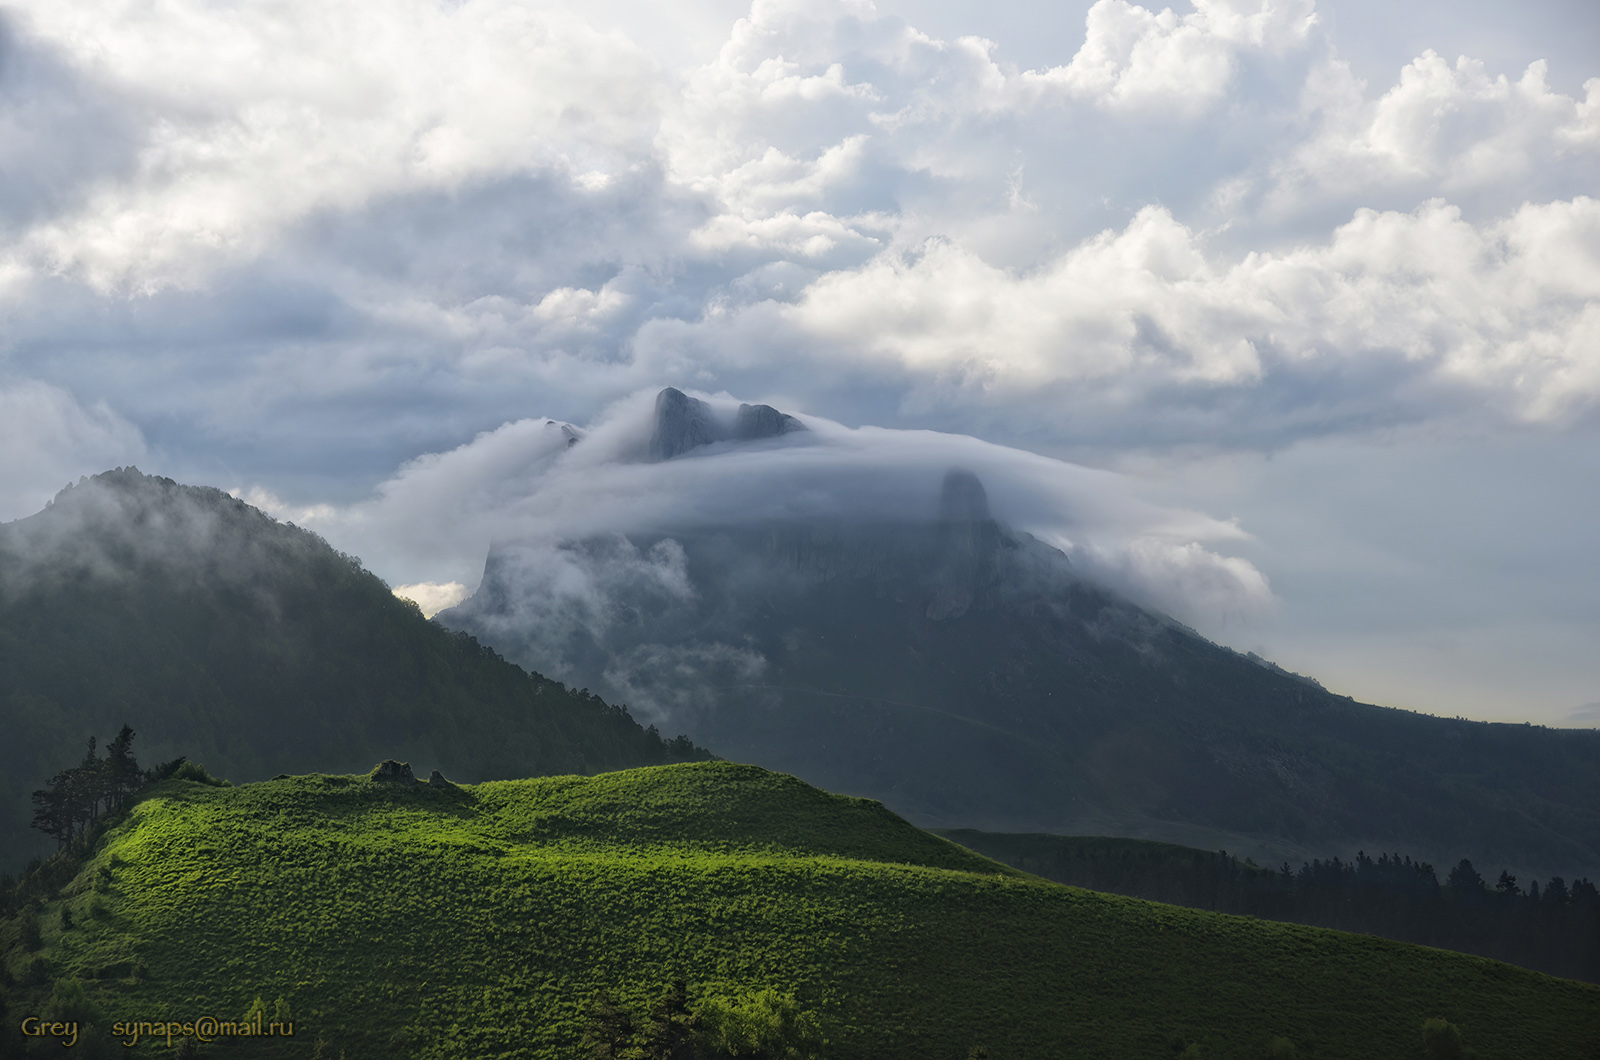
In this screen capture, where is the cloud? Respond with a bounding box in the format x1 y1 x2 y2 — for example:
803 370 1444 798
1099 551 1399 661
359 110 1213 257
0 381 146 521
391 581 471 618
752 195 1600 433
0 0 1594 491
309 388 1274 631
1031 0 1317 113
1276 52 1600 210
1 0 659 292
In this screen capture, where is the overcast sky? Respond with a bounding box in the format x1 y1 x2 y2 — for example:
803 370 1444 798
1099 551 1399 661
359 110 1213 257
0 0 1596 725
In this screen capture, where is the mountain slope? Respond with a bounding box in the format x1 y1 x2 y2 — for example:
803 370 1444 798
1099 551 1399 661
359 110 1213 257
5 762 1598 1060
443 391 1600 878
0 468 707 870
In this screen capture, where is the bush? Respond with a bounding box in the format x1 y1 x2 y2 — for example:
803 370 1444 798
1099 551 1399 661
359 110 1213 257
695 989 825 1060
169 761 229 787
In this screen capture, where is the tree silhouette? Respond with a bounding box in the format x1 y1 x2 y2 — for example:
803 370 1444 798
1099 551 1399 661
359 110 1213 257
29 727 144 851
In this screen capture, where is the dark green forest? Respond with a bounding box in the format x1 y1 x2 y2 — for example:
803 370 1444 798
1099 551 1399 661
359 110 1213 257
0 469 710 869
942 830 1600 983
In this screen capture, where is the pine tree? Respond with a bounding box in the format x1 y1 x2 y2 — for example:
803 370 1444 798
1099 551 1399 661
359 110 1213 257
104 725 143 811
30 783 73 849
581 996 640 1060
641 981 698 1060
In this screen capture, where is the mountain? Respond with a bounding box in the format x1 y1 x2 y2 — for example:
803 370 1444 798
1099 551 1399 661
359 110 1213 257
443 389 1600 879
0 468 708 870
5 762 1596 1059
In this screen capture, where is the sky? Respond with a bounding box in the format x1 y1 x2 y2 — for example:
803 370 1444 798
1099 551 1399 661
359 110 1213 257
0 0 1596 725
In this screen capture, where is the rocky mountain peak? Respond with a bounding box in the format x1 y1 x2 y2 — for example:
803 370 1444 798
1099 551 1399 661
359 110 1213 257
939 468 990 524
647 387 804 461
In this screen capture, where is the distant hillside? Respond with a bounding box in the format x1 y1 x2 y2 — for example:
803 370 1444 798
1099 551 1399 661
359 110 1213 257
3 762 1597 1059
443 390 1600 879
0 468 708 870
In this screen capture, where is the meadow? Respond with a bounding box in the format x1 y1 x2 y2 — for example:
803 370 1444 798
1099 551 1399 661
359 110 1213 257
5 762 1599 1058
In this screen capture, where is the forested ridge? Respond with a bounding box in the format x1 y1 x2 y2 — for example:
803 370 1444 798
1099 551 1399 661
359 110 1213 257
943 831 1600 983
0 468 710 870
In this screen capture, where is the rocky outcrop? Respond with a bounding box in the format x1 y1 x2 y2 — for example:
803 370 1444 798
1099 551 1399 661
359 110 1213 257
734 401 802 441
647 388 803 460
648 388 720 460
369 760 417 783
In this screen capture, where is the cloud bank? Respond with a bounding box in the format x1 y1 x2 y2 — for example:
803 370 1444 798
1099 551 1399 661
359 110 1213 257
0 0 1593 472
312 389 1273 631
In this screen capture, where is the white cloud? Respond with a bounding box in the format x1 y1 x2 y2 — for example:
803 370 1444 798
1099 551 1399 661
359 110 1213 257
1031 0 1317 113
392 581 471 617
1277 53 1600 207
3 0 659 292
769 195 1600 426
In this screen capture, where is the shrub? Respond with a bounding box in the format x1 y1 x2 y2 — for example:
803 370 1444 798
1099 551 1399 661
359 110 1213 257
695 989 825 1060
170 761 229 787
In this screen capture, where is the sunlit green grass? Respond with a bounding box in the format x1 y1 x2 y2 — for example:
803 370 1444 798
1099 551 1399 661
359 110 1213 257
12 762 1600 1059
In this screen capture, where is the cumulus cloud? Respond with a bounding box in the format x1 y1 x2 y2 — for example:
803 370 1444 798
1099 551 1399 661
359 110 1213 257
1 0 1591 462
0 381 147 521
1 0 658 291
1277 52 1600 209
1032 0 1317 113
762 195 1600 429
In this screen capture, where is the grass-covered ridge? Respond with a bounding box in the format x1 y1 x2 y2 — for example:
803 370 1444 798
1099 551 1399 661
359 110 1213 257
6 762 1600 1059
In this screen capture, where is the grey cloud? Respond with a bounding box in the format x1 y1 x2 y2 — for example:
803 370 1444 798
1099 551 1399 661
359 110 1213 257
0 381 146 521
0 14 143 237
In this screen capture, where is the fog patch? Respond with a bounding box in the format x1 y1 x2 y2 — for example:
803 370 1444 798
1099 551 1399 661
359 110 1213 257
0 381 146 522
602 641 768 726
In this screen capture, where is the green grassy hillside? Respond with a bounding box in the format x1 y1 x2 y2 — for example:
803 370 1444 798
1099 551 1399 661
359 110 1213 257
4 762 1599 1059
0 468 709 870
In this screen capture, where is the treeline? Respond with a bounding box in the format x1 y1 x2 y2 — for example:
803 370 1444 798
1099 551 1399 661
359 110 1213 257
942 832 1600 983
27 727 216 853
